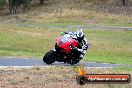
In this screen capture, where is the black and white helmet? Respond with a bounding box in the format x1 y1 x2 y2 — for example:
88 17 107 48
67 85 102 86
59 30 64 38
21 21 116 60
76 29 84 43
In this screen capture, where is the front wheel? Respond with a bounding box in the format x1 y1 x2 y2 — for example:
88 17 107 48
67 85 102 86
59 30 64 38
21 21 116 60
43 50 56 64
67 51 82 65
69 57 81 65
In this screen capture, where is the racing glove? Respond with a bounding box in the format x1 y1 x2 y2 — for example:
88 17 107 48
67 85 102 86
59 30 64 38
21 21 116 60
80 54 84 59
77 48 84 53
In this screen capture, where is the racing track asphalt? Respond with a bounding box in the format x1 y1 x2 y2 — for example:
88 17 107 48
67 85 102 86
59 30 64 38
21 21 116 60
0 57 132 68
16 23 132 30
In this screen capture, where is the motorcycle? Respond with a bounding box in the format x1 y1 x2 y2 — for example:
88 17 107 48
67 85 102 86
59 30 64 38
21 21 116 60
43 34 83 65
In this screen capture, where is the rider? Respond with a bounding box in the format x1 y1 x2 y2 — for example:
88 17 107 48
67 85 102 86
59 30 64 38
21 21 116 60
61 29 89 59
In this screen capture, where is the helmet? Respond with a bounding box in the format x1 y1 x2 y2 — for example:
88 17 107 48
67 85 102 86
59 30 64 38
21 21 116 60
76 29 84 43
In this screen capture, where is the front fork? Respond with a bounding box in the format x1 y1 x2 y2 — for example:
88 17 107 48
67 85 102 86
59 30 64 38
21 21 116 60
53 48 56 51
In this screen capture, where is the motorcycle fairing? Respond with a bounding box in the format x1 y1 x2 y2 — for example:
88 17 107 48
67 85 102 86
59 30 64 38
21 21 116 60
56 35 79 53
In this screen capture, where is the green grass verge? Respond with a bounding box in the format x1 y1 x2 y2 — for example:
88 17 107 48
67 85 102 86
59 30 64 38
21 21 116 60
83 29 132 64
113 67 132 72
0 24 131 65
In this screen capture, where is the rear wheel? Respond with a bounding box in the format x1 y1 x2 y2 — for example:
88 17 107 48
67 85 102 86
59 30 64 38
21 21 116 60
43 50 56 64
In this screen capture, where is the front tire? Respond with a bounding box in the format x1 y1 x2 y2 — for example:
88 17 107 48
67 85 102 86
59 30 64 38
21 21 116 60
69 57 81 65
43 50 56 64
67 51 82 65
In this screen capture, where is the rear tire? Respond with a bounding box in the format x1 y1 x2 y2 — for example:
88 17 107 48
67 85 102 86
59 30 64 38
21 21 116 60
43 50 56 64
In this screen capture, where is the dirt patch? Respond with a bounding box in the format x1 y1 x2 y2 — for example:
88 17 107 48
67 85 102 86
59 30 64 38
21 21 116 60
0 67 131 88
0 66 79 88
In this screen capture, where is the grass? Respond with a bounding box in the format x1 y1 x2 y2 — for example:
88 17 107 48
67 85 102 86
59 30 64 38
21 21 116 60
83 29 132 64
0 0 132 64
0 23 131 65
24 7 132 27
113 67 132 72
0 1 131 88
23 0 132 27
0 24 63 57
1 0 131 27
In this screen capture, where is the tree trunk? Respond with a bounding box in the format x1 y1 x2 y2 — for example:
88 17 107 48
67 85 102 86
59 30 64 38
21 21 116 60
8 0 11 3
122 0 126 5
40 0 44 5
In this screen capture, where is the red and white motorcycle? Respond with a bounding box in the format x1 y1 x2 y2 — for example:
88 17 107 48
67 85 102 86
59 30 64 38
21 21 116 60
43 34 83 65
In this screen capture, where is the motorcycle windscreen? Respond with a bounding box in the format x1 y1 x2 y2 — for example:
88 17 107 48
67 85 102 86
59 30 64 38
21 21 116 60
56 36 78 53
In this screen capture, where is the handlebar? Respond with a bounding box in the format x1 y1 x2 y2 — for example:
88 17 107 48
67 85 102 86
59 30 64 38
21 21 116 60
70 44 84 54
70 44 77 50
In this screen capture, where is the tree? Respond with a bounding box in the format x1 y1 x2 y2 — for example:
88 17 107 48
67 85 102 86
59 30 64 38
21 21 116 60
9 0 32 14
40 0 44 5
39 0 48 5
8 0 11 3
0 0 7 6
122 0 126 5
122 0 129 6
